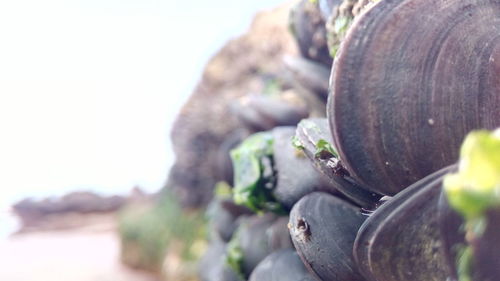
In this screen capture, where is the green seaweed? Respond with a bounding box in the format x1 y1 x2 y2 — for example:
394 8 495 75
291 135 305 150
444 129 500 281
230 132 285 214
456 245 473 281
444 129 500 220
315 139 339 159
328 16 354 58
214 181 233 199
226 233 245 279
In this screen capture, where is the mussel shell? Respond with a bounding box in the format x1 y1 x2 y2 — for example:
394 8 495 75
283 55 330 101
251 95 308 127
236 214 292 276
437 189 464 281
215 129 248 185
267 216 294 251
295 118 381 208
272 126 338 209
249 249 316 281
290 0 332 66
289 192 366 281
354 165 456 281
329 0 500 195
199 242 244 281
207 198 252 242
231 95 308 133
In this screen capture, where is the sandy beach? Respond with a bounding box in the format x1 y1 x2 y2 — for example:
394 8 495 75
0 224 159 281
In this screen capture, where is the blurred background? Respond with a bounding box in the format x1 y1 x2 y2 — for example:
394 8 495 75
0 0 293 280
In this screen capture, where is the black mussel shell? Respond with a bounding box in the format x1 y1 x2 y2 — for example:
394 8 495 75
290 0 332 66
438 189 464 281
230 98 270 132
199 242 244 281
216 130 248 185
250 95 308 128
272 126 339 209
199 241 225 281
236 214 292 276
267 216 294 250
208 198 252 242
231 95 308 133
249 249 316 281
283 56 330 101
295 118 380 208
354 165 456 281
289 192 366 281
329 0 500 196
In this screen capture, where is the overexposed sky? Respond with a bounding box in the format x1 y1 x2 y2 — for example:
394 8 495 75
0 0 285 206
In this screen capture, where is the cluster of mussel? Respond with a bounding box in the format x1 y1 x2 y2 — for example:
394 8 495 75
199 0 500 281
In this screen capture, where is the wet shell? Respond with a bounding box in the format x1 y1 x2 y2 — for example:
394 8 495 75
289 192 366 281
199 242 244 281
295 118 381 208
290 0 333 66
353 165 456 281
231 95 308 133
235 214 292 276
249 249 316 281
329 0 500 195
272 126 339 209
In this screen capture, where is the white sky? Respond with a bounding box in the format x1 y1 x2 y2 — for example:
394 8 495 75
0 0 286 207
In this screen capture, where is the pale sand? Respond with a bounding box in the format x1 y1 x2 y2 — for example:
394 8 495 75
0 229 159 281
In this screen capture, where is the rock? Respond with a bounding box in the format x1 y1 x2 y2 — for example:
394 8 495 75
167 2 299 207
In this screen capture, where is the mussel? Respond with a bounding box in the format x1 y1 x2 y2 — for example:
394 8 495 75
290 0 333 67
249 249 316 281
227 214 292 277
230 95 308 133
288 192 366 281
295 118 381 208
199 241 244 281
215 129 248 186
438 190 465 281
328 0 500 196
207 197 252 242
353 165 456 281
272 126 339 209
283 55 330 102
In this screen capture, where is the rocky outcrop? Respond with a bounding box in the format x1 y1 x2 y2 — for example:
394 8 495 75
12 188 150 232
167 2 299 207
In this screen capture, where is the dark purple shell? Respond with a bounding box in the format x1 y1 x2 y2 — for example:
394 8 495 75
249 249 316 281
289 192 367 281
354 165 456 281
437 190 464 281
272 126 339 209
283 55 330 102
215 130 248 186
290 0 332 66
207 198 252 242
231 95 308 133
329 0 500 195
199 242 244 281
236 214 292 276
295 118 381 208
